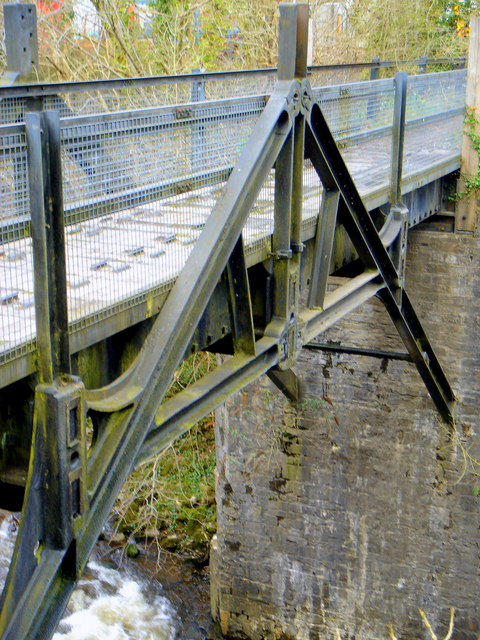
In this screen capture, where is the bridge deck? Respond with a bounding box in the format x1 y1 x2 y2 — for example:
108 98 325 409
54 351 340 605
0 70 466 387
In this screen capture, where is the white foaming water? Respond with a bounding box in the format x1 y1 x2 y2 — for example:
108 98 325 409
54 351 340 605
53 561 178 640
53 562 176 640
0 515 178 640
0 513 17 593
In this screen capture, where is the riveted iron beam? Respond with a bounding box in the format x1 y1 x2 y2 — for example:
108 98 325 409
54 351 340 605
138 337 279 465
85 82 296 413
225 235 256 356
304 98 455 423
301 271 384 345
26 111 70 383
379 287 455 423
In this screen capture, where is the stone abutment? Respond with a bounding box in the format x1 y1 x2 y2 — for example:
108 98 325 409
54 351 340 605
210 226 480 640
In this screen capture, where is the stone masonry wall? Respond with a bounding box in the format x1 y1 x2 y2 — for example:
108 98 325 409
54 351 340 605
210 227 480 640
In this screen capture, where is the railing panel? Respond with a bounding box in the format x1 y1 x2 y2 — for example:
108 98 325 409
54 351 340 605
0 126 35 366
0 70 468 381
313 78 396 200
403 70 466 182
406 69 467 120
60 96 266 331
0 72 277 124
313 78 396 139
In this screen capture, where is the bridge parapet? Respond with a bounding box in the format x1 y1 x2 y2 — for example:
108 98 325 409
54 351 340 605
0 68 466 386
0 3 468 638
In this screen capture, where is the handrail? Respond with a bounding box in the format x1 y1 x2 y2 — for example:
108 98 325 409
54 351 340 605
0 69 466 241
0 57 467 99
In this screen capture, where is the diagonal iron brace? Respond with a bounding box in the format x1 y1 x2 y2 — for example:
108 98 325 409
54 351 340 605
303 92 455 424
0 79 302 640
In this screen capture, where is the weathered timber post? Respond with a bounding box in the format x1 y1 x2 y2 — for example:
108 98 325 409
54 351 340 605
456 14 480 232
2 3 38 85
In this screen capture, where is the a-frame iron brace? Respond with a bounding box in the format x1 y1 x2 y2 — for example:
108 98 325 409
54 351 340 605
0 73 455 640
301 90 455 424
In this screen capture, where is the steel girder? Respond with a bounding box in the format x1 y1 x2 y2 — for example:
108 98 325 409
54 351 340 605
0 5 455 639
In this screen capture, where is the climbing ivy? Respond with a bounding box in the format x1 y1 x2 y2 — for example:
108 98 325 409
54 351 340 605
455 106 480 200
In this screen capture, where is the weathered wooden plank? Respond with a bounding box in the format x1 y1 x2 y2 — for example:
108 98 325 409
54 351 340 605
456 14 480 232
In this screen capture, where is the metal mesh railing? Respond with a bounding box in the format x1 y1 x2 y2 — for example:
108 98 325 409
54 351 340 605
0 71 277 124
314 77 396 141
0 125 35 365
406 70 467 121
313 78 396 197
403 70 466 182
61 97 266 225
0 69 467 375
61 96 265 331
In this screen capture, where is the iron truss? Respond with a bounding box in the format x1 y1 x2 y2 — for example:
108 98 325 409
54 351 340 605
0 4 455 638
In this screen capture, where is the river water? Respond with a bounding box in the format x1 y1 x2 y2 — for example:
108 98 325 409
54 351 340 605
0 512 220 640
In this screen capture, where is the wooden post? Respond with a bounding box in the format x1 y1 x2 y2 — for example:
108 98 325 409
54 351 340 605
456 14 480 232
3 4 38 84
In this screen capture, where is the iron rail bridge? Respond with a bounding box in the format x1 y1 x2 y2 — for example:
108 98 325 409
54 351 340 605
0 3 465 638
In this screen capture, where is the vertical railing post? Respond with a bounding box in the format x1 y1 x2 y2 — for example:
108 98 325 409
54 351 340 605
191 69 206 174
26 111 70 383
191 68 206 103
388 72 409 294
266 3 308 401
389 72 408 206
418 55 428 74
367 57 381 121
456 14 480 232
370 57 381 80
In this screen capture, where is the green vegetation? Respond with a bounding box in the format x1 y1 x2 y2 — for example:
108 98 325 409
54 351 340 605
341 0 474 63
0 0 476 81
111 352 218 562
454 106 480 200
113 417 217 562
